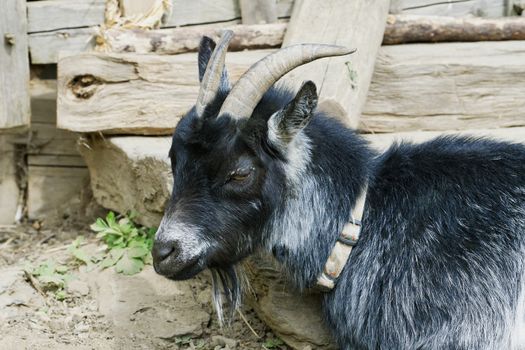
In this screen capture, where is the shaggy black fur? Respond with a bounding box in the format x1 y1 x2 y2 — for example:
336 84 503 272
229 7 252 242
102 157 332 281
153 37 525 349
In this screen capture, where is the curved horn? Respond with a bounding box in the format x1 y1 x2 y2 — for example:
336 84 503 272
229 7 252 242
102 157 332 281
218 44 356 120
195 30 234 117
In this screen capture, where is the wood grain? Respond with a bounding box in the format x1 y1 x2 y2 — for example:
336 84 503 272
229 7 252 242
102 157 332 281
101 22 286 55
383 14 525 44
240 0 278 24
360 40 525 133
57 49 272 134
282 0 390 128
58 41 525 135
0 136 20 224
390 0 506 17
1 0 30 129
27 0 295 63
27 0 106 33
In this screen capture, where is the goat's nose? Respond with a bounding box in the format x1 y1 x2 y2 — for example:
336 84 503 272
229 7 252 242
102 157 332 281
152 240 178 263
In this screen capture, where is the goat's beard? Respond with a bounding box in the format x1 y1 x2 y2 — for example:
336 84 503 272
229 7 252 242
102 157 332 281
210 265 247 325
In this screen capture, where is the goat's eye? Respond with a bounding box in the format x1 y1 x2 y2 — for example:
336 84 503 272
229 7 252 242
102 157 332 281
228 167 254 182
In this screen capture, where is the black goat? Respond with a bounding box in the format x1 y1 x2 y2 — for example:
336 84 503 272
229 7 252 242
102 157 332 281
152 31 525 349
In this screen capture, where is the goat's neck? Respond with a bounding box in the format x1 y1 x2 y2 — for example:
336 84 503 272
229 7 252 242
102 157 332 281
264 129 373 290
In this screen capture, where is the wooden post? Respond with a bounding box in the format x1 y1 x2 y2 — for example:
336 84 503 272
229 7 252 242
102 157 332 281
282 0 390 128
0 0 30 129
0 136 20 224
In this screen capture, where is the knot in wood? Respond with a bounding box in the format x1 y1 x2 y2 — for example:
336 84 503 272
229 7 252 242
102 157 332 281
68 74 101 99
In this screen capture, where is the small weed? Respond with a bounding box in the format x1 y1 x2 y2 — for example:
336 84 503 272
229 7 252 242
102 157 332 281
25 260 74 300
88 211 156 275
263 337 285 349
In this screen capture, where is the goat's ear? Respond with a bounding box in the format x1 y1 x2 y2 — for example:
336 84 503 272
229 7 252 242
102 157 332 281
268 81 318 147
198 36 230 89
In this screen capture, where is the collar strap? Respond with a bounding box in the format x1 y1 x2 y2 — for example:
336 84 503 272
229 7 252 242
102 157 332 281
316 186 368 292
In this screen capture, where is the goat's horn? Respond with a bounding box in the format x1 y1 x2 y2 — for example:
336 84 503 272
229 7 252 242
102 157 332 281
195 30 234 117
218 44 356 120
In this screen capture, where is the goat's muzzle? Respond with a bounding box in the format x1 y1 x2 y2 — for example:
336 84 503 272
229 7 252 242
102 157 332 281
152 233 205 280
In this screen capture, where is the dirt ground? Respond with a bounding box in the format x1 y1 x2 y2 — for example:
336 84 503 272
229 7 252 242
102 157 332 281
0 224 289 350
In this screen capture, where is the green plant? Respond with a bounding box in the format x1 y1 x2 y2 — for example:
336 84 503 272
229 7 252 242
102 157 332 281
25 260 74 300
88 211 156 275
263 337 285 349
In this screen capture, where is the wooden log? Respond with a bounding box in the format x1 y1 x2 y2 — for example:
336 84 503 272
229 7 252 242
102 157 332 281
383 14 525 44
360 40 525 133
102 23 286 55
57 49 272 134
27 0 294 64
390 0 506 17
282 0 390 128
1 0 30 129
57 41 525 135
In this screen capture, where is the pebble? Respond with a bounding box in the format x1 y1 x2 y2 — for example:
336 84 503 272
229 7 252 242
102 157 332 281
74 322 90 333
210 335 238 349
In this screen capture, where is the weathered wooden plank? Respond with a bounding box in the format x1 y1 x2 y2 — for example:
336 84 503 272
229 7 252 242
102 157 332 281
0 136 20 224
27 155 85 167
30 79 81 156
29 27 99 64
383 14 525 44
27 0 240 32
27 166 89 221
240 0 278 24
282 0 390 128
82 127 525 226
360 40 525 133
57 49 272 134
30 79 57 124
120 0 157 17
27 0 106 33
1 0 30 129
391 0 506 17
27 0 294 33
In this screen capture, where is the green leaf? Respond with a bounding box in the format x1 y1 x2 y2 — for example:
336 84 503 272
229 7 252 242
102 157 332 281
55 290 67 300
99 256 117 269
39 274 65 288
263 338 284 349
106 211 116 225
127 246 149 259
90 218 109 232
110 247 125 261
143 252 153 265
71 248 91 265
55 265 68 274
115 254 144 275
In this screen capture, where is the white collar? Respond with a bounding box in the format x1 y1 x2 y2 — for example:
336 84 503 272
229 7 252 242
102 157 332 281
316 185 368 292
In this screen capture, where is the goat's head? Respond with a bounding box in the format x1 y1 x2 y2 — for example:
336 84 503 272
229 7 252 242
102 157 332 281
151 31 353 313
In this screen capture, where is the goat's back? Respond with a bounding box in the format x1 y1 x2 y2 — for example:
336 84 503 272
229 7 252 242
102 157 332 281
326 136 525 349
